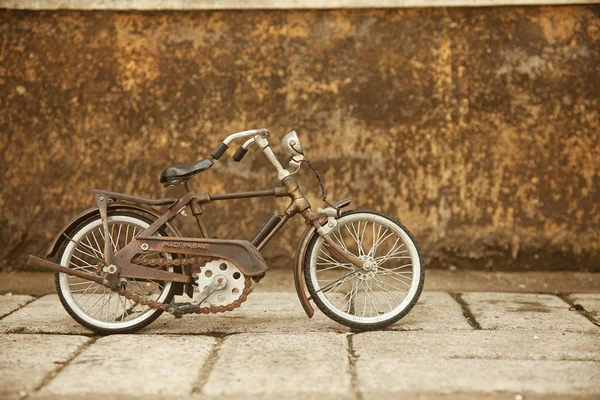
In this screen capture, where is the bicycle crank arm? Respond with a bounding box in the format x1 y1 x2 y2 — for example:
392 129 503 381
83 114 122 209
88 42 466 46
166 274 228 318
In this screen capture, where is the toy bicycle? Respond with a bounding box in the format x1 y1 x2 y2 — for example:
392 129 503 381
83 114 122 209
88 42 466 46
28 129 424 333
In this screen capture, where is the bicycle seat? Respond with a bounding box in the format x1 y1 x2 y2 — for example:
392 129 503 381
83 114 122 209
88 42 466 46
160 158 214 186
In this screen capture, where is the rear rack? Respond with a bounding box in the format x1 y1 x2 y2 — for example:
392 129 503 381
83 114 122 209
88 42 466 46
89 189 178 206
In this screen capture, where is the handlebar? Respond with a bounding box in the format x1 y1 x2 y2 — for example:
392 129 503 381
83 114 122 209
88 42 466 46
212 128 296 181
211 128 268 160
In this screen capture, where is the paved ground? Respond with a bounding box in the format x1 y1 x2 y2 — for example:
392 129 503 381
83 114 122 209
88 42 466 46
0 273 599 399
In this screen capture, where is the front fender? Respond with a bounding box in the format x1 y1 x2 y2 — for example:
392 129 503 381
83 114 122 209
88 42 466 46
293 197 353 318
46 202 182 259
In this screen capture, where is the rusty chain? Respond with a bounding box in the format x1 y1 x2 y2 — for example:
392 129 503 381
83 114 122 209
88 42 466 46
115 256 252 314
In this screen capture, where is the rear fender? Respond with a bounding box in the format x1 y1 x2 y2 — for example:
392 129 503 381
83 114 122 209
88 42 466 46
293 197 353 318
46 203 187 295
46 202 182 258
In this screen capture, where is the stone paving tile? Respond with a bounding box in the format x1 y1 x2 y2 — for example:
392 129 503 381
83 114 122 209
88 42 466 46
0 294 34 318
568 293 600 322
355 331 600 398
0 295 90 334
357 359 600 397
41 335 215 396
461 292 598 333
388 292 472 331
202 332 351 398
353 331 600 362
0 334 90 400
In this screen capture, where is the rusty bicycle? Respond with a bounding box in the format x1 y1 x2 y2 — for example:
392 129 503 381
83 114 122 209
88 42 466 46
28 129 424 333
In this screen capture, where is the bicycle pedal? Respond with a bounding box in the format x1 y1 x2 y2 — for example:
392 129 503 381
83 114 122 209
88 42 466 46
166 301 198 318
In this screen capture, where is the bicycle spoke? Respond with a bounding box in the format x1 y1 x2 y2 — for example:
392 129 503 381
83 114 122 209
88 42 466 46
369 229 393 258
380 272 412 288
91 231 103 256
68 261 94 272
359 222 368 255
74 282 96 301
125 225 130 245
69 281 97 286
332 229 348 251
317 250 349 268
361 280 369 317
112 291 120 321
70 254 94 267
372 274 408 294
84 286 106 314
375 241 407 265
348 278 360 313
115 224 123 251
379 263 413 273
323 276 347 299
365 281 386 313
83 237 104 259
370 279 405 300
344 224 364 256
336 279 358 313
92 290 111 318
73 246 101 262
316 264 353 272
313 269 361 297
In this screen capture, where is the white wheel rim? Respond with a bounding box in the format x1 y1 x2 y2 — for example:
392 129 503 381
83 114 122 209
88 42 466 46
309 213 421 324
59 215 173 330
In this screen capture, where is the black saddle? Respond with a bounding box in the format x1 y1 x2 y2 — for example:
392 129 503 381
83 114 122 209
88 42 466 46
160 158 214 186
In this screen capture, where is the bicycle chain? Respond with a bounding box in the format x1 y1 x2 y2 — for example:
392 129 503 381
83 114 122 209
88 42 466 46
116 256 252 314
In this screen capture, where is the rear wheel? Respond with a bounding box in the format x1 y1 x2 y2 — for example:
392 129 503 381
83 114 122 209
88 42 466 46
56 212 178 334
304 209 424 330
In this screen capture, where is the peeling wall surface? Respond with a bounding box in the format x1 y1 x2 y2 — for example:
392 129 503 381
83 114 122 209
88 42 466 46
0 6 598 272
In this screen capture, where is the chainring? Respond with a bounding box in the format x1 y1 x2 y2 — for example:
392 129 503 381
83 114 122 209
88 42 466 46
195 259 247 307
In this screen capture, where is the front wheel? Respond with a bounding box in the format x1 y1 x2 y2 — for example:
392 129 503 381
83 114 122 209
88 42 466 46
304 209 424 330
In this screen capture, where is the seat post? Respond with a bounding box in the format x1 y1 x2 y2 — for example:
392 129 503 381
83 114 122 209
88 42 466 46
184 180 209 238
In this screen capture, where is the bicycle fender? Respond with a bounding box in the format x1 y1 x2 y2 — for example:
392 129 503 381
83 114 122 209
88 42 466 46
293 197 353 318
46 203 183 259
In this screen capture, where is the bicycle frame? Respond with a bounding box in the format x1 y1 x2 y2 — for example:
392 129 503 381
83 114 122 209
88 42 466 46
95 177 307 284
108 175 354 263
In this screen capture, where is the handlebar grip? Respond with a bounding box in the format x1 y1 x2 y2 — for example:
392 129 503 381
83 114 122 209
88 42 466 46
232 146 248 162
211 142 229 160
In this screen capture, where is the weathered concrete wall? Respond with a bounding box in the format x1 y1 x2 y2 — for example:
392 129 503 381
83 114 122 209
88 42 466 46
0 6 598 272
